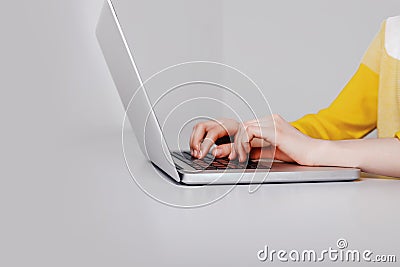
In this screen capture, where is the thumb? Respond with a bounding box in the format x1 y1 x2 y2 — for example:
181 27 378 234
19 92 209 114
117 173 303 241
212 143 233 158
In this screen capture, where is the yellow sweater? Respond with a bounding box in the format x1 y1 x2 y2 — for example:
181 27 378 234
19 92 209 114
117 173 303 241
291 16 400 140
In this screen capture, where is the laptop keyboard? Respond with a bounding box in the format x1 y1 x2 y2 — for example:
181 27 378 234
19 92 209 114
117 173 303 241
172 151 271 170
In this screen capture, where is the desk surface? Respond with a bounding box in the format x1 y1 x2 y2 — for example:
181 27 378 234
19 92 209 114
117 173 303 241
3 128 398 266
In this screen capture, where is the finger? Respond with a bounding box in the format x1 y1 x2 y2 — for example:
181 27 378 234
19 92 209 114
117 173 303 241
228 145 237 160
249 146 274 160
236 124 253 162
190 121 215 155
238 125 275 162
234 126 249 162
212 143 233 158
237 121 264 161
244 122 271 148
238 139 249 162
199 126 228 158
233 127 242 161
250 138 270 148
246 125 275 144
189 129 195 156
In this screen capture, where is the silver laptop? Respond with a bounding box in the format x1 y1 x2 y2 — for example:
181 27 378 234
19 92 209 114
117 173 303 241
96 0 360 184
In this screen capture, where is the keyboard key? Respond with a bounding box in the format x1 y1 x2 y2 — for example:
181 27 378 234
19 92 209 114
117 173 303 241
172 151 271 170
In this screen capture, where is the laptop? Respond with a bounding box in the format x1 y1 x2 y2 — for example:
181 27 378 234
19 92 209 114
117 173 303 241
96 0 360 184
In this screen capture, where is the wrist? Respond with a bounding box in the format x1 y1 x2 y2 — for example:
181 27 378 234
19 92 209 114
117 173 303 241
307 139 362 168
306 138 331 166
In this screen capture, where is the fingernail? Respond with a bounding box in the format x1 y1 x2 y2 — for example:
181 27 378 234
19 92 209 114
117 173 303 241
194 150 198 157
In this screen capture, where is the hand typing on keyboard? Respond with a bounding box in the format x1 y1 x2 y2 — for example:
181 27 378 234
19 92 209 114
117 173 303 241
189 118 239 159
190 115 320 165
189 118 269 161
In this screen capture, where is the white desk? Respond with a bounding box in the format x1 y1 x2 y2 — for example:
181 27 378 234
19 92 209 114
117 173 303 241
6 128 397 266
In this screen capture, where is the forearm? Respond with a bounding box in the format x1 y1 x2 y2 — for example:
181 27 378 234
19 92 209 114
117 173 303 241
291 63 378 140
312 138 400 177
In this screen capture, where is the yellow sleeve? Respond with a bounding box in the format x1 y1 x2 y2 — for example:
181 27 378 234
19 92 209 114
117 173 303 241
291 23 383 140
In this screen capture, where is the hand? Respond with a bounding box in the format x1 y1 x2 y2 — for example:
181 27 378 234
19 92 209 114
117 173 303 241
189 118 239 159
232 114 321 165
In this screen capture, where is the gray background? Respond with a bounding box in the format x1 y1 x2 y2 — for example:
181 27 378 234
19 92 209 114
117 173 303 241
1 0 400 266
105 0 400 147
